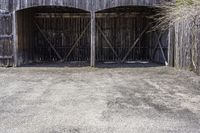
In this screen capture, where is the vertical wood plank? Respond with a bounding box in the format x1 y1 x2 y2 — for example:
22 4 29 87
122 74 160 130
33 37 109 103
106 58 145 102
13 11 18 66
90 11 95 67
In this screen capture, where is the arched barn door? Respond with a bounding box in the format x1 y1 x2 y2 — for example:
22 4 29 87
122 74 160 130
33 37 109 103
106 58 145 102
95 6 168 64
16 6 91 66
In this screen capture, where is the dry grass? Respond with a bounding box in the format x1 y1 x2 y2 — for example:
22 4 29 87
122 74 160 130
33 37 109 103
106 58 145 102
153 0 200 30
152 0 200 74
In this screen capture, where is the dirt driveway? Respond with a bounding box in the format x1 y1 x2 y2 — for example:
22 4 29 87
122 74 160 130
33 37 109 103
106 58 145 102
0 64 200 133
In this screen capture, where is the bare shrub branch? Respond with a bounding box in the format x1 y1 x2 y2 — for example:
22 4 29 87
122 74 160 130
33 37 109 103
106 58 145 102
152 0 200 31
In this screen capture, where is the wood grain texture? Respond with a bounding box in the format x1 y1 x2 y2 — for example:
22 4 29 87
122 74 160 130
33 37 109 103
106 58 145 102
0 12 13 66
8 0 166 12
0 0 10 11
0 0 173 67
168 20 200 75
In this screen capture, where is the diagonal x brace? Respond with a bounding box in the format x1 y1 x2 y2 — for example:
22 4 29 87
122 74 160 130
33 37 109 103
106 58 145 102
96 23 121 61
34 21 62 60
122 24 149 63
64 21 91 61
151 33 161 60
155 32 168 65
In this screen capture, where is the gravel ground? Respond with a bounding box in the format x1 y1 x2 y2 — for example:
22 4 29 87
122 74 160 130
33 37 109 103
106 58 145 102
0 63 200 133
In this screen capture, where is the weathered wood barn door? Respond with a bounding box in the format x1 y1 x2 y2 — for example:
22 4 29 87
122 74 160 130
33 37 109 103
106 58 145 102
0 12 13 66
16 6 90 66
95 6 168 64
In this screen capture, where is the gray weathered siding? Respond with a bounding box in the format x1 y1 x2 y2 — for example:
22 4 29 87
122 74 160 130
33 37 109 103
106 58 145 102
0 13 13 66
11 0 165 12
12 0 92 12
169 20 200 75
0 0 173 67
0 0 10 11
94 0 162 11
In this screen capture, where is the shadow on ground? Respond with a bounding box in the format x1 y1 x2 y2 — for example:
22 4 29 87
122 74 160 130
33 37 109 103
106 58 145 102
20 61 163 68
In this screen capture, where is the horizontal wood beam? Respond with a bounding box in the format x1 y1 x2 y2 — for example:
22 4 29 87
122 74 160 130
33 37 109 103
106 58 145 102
34 12 152 18
0 56 13 59
0 14 11 17
0 35 13 39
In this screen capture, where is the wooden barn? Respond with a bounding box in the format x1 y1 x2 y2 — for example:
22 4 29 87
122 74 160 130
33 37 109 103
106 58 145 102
0 0 178 68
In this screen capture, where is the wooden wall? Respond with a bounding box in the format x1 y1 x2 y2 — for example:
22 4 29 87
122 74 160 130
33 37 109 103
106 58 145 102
10 0 165 12
14 6 168 65
0 0 10 11
96 13 149 62
34 14 91 63
0 13 13 66
16 8 91 65
0 0 172 66
16 10 33 65
169 20 200 75
94 0 163 11
95 13 166 63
